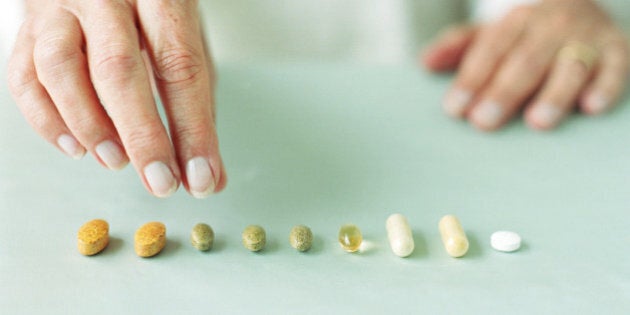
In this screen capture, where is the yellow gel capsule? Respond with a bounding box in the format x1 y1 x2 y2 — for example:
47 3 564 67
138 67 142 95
338 224 362 252
439 215 469 258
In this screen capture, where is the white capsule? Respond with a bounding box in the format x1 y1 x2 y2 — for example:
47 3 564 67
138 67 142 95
491 231 521 252
386 213 414 257
439 215 469 258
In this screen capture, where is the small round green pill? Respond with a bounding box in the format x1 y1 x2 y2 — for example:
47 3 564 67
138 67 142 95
289 225 313 252
190 223 214 251
242 225 266 252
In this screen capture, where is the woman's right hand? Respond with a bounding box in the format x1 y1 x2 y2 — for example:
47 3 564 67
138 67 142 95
7 0 226 198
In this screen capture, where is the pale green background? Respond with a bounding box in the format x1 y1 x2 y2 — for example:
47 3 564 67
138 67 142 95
2 1 630 313
1 61 629 314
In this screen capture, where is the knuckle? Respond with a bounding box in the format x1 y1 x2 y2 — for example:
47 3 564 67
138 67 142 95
511 45 546 72
549 12 574 31
92 47 142 82
65 115 100 139
154 47 204 85
27 108 54 133
33 37 80 74
7 65 37 98
174 117 211 142
123 120 167 151
503 6 532 22
475 31 509 58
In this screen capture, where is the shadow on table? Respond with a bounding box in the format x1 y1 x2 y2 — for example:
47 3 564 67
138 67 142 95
407 229 428 259
159 239 181 258
104 236 124 256
465 232 483 259
302 234 325 255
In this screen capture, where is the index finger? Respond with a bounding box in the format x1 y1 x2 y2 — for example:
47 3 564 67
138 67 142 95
138 0 226 198
78 1 181 197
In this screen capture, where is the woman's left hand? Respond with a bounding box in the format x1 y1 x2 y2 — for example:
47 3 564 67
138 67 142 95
423 0 629 131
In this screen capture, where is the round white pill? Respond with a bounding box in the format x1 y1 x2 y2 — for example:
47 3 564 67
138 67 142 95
490 231 521 252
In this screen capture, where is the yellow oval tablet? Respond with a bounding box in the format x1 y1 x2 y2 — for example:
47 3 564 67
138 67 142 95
77 219 109 256
134 222 166 257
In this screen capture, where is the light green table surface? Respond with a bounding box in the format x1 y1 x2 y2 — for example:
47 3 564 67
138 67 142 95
1 62 629 314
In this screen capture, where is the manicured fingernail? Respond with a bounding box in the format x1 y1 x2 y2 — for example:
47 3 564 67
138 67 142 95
471 100 504 128
186 157 216 199
443 88 471 117
95 140 128 170
144 161 177 198
530 103 563 129
57 134 86 159
585 91 609 114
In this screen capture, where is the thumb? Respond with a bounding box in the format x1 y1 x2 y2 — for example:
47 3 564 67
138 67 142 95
421 25 478 72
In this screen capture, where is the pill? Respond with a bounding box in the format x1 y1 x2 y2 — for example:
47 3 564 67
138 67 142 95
491 231 521 252
77 219 109 256
338 224 362 252
242 225 266 252
438 215 469 258
289 225 313 252
134 222 166 257
386 214 414 257
190 223 214 251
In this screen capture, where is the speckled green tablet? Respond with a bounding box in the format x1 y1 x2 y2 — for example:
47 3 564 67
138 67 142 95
242 225 266 252
289 225 313 252
190 223 214 251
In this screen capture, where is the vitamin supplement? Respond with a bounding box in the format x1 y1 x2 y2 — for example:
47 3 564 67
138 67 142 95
134 222 166 257
77 219 109 256
386 214 414 257
438 215 469 258
491 231 521 252
190 223 214 251
338 224 362 252
289 225 313 252
242 225 266 252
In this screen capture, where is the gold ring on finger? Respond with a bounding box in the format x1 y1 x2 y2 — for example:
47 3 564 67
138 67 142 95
556 41 599 73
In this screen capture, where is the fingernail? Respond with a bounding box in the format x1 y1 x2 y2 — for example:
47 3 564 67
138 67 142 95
186 157 216 199
585 91 609 114
57 134 86 159
144 161 177 198
471 100 504 128
443 88 471 117
95 140 128 170
529 103 563 129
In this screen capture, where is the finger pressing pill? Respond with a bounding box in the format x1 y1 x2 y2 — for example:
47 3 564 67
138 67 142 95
191 223 214 251
77 219 109 256
289 225 313 252
134 222 166 258
386 214 414 257
439 215 469 258
242 225 266 252
491 231 521 252
338 224 362 253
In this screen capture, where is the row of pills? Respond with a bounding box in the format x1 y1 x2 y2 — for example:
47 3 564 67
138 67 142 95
334 214 520 257
77 214 521 257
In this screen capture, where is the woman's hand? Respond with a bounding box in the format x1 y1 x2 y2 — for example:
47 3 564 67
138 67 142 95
423 0 629 131
7 0 226 198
